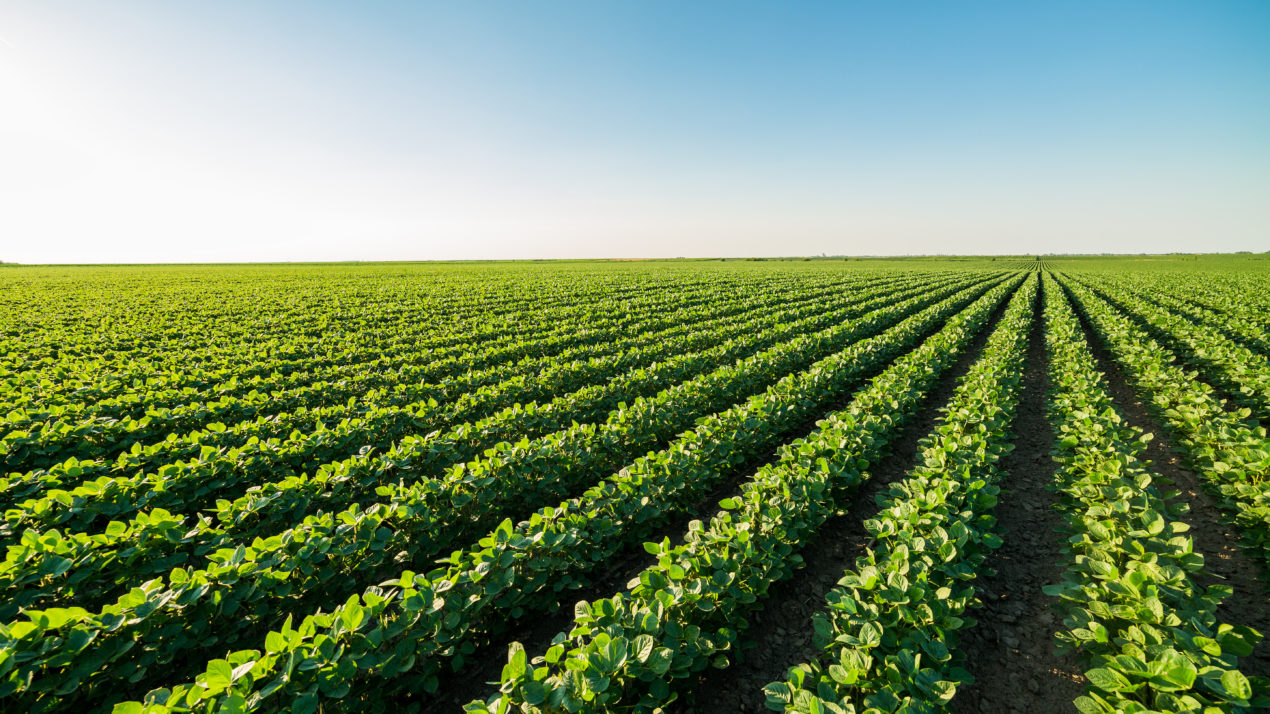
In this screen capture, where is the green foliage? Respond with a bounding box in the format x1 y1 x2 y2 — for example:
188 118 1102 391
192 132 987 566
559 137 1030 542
762 275 1036 713
470 275 1031 713
1060 277 1270 577
1 258 1266 714
1042 273 1268 711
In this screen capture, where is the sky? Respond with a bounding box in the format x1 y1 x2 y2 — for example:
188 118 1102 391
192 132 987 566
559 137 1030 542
1 1 1267 263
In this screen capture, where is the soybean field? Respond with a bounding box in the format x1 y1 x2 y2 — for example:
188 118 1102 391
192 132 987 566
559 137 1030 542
2 257 1269 714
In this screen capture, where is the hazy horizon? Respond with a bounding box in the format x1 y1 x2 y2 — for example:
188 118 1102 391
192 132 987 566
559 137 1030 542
3 1 1267 264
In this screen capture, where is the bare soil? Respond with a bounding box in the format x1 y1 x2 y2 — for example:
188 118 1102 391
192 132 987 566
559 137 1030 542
951 281 1085 713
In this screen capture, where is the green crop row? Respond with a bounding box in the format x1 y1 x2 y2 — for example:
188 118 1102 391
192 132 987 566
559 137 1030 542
1058 277 1270 573
0 273 979 623
1040 274 1266 712
1153 278 1270 332
79 277 1020 714
469 275 1032 713
1071 275 1270 423
0 276 820 474
0 270 738 412
761 275 1035 714
1 272 912 521
1108 278 1270 356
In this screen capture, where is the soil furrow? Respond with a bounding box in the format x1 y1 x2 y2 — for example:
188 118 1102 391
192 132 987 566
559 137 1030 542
951 278 1085 713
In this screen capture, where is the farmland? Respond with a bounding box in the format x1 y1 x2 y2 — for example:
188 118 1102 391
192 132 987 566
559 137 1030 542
1 257 1268 713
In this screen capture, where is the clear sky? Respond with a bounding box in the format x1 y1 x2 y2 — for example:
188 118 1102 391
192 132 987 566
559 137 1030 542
2 1 1267 263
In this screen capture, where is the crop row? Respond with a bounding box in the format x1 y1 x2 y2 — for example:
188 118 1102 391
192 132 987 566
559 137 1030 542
2 271 846 431
7 269 882 415
760 274 1035 713
0 272 978 544
0 272 903 510
1070 276 1270 423
472 274 1034 712
68 275 1023 713
0 271 745 405
1159 279 1270 332
1058 277 1270 573
1107 279 1270 356
1040 273 1264 712
0 276 691 420
2 274 855 473
0 272 987 623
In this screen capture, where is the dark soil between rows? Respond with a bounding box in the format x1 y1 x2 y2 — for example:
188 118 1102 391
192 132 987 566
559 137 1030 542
951 280 1085 713
1061 278 1270 680
415 277 1016 712
684 279 1022 713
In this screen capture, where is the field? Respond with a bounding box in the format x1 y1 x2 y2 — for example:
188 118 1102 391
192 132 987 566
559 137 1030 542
1 256 1268 713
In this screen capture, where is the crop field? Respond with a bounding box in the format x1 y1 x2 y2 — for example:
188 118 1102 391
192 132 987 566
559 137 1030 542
1 256 1268 714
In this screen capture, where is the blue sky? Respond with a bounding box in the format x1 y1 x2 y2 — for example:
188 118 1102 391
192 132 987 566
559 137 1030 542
1 1 1267 262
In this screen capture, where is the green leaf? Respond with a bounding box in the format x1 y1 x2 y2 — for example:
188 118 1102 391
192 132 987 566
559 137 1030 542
218 693 248 714
265 631 286 653
1218 670 1252 702
293 692 319 714
1217 627 1255 657
522 680 548 705
1151 661 1195 692
763 682 794 708
1085 667 1130 693
584 667 610 693
504 643 527 680
205 659 234 691
632 634 655 663
648 647 673 675
339 600 365 632
1072 697 1103 714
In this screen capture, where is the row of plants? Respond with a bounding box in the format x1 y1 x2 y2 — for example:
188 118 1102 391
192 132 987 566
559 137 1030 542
0 273 974 550
1071 275 1270 423
1111 279 1270 356
470 274 1036 713
1057 277 1270 573
0 279 676 417
0 273 901 512
754 275 1034 713
53 277 1024 713
0 269 746 412
0 274 834 473
1040 273 1265 712
0 274 705 420
1156 278 1270 331
0 273 977 617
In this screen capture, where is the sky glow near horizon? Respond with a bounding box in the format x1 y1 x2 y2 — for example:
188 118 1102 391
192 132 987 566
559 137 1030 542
1 1 1268 263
